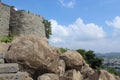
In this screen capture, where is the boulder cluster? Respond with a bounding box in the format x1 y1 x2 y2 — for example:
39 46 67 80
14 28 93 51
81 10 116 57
0 35 120 80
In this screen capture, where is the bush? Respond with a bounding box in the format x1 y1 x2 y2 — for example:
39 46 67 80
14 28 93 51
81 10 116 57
0 35 13 43
60 48 67 53
43 19 52 39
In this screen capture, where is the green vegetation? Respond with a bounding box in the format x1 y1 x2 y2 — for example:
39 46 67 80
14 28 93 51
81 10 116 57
60 48 67 53
43 19 52 39
76 49 103 69
0 35 13 43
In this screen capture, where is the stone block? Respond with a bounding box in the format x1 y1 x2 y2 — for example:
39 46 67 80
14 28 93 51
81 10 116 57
0 59 4 64
0 53 4 59
0 63 19 73
0 72 33 80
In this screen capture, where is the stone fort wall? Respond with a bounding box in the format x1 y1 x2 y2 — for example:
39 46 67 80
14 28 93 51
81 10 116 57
0 3 10 37
0 2 46 38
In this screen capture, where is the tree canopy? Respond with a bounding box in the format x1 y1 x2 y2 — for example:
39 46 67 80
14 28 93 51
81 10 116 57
43 19 52 39
76 49 103 69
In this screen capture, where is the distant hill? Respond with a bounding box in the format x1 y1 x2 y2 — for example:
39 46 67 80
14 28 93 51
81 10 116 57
96 52 120 57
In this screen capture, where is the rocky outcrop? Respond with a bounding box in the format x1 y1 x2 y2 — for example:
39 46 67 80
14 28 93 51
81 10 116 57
2 35 120 80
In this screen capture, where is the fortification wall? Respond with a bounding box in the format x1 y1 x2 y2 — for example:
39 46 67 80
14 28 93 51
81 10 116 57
9 10 46 38
0 3 11 37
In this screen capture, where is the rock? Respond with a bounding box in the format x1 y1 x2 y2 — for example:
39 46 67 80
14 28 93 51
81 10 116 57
0 42 10 58
99 70 116 80
0 63 19 73
37 73 59 80
87 70 100 80
60 69 83 80
60 50 84 70
58 59 65 76
81 63 94 79
89 70 119 80
13 71 33 80
115 76 120 80
5 35 60 78
0 72 33 80
0 59 4 64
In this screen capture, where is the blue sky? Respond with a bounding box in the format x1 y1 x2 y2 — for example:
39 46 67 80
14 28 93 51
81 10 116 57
2 0 120 53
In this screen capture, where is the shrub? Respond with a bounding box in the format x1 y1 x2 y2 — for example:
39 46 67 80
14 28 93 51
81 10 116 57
0 35 13 43
60 48 67 53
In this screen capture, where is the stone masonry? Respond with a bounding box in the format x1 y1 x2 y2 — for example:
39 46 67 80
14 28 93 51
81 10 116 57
0 2 46 38
0 53 33 80
0 3 10 37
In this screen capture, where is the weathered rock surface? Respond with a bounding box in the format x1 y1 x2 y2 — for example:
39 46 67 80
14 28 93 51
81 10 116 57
60 50 84 70
0 72 33 80
81 63 94 79
37 73 59 80
58 59 65 76
0 42 10 58
89 70 119 80
5 35 61 77
0 63 19 73
0 59 4 64
60 69 83 80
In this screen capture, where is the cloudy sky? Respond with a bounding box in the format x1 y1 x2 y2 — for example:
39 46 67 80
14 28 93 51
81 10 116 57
3 0 120 53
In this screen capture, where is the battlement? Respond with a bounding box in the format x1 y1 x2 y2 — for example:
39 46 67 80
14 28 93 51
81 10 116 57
0 2 46 38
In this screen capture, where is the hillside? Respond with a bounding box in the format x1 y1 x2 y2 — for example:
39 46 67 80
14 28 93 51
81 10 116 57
96 52 120 57
0 35 120 80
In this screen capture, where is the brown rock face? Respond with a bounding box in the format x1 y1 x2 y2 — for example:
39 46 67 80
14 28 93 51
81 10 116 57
81 63 94 79
60 69 83 80
0 42 10 57
60 50 84 70
5 35 60 78
89 70 120 80
37 73 59 80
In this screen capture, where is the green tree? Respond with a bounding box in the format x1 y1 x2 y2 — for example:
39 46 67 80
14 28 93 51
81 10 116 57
43 19 52 39
76 49 103 69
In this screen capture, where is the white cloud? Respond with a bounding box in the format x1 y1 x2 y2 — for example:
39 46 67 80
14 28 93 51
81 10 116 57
106 16 120 29
106 16 120 37
49 18 109 52
58 0 76 8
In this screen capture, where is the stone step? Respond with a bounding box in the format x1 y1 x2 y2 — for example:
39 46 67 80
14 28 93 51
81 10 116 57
0 59 4 64
0 72 32 80
0 63 19 73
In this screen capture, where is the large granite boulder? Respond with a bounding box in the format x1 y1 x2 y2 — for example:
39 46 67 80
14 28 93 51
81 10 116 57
37 73 59 80
5 35 61 78
60 50 84 70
